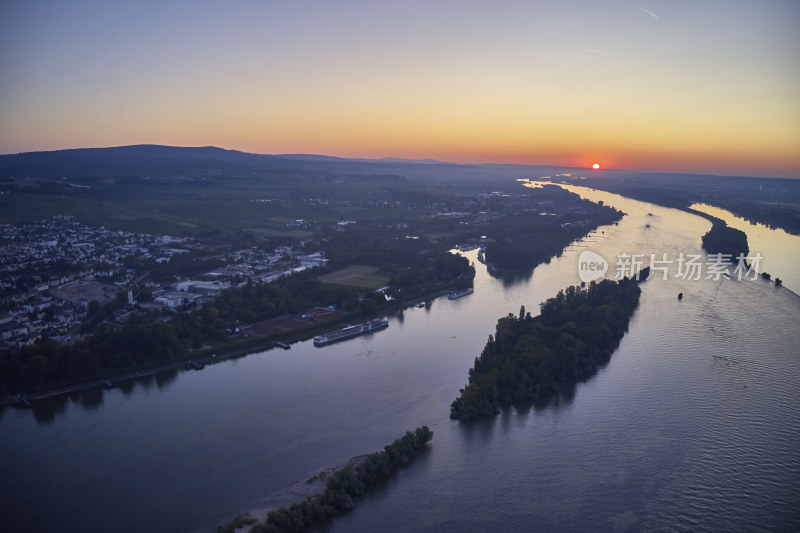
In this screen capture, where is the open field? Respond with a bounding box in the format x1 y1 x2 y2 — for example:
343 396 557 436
318 265 389 290
50 280 121 305
247 316 314 337
0 180 426 236
306 306 349 322
245 227 315 238
245 307 349 337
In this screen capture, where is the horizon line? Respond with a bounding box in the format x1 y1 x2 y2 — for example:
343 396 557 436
0 142 797 181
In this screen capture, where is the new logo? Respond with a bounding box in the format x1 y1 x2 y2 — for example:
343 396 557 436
578 250 608 283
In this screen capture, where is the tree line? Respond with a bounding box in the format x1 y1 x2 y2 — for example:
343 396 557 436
700 219 748 261
450 275 645 422
1 248 472 392
218 426 433 533
483 196 622 277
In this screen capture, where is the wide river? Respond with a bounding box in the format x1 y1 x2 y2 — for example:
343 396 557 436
2 185 799 532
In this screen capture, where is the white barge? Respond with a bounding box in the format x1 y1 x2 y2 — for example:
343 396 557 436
448 288 474 300
313 319 389 346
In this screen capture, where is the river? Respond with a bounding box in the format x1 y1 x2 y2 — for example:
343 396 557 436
689 202 800 295
1 185 798 532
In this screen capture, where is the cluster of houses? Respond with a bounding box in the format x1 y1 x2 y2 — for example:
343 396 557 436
0 217 184 349
0 290 87 349
149 248 329 310
0 216 195 291
146 249 327 311
0 216 330 351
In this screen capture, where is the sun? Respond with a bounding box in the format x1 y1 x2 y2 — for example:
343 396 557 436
592 163 600 169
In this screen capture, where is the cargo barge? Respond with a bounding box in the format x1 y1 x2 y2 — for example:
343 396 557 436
313 319 389 346
448 288 474 300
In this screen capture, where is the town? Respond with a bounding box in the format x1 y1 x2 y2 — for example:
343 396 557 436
0 172 622 396
0 216 329 351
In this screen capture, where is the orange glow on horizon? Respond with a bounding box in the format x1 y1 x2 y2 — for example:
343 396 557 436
0 2 797 179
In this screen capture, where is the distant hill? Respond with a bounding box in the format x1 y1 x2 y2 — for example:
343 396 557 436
0 145 276 179
0 144 567 183
2 144 796 184
2 144 796 232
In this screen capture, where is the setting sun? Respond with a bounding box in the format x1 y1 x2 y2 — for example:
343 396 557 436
592 163 600 169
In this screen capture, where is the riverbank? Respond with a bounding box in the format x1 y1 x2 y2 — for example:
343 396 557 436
212 426 433 533
6 183 800 533
1 286 458 407
209 454 370 532
684 208 748 259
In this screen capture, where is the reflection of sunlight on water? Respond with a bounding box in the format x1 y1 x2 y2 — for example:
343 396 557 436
690 203 800 295
522 180 711 285
521 179 799 296
6 177 799 533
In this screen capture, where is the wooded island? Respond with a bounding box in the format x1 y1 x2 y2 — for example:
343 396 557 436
451 274 646 422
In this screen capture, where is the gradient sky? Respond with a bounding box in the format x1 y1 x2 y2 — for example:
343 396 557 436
1 1 798 177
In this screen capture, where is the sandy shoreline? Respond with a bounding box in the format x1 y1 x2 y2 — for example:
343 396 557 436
209 454 370 532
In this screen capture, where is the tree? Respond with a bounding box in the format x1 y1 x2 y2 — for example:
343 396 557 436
451 277 644 421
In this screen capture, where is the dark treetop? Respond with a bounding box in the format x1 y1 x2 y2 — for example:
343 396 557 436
699 217 749 261
451 274 646 422
217 426 433 533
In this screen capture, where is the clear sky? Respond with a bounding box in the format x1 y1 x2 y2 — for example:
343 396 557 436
1 0 798 177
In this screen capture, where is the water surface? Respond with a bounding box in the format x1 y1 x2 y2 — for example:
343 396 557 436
690 202 800 294
2 185 798 532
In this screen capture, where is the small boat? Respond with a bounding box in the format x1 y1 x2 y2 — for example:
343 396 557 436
448 288 474 300
274 341 291 350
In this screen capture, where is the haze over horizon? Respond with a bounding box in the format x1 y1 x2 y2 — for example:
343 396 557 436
1 1 798 178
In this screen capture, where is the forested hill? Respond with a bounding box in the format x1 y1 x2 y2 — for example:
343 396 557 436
450 273 647 422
